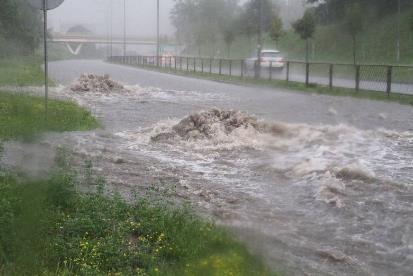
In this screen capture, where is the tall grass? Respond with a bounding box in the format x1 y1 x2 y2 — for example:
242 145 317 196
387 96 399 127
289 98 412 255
0 161 275 275
0 92 98 141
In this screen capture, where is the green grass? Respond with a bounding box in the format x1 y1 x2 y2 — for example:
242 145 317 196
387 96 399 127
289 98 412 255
117 63 413 106
0 84 275 275
0 57 50 87
0 91 99 141
0 164 275 275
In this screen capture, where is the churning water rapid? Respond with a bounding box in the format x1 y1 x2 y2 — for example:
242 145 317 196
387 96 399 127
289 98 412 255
2 70 412 276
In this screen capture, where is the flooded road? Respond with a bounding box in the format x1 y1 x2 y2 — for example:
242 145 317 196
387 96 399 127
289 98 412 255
4 60 413 275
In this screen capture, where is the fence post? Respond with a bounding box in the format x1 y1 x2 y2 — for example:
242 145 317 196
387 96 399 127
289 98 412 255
286 61 290 83
355 65 360 91
201 58 204 73
386 65 392 96
186 57 189 71
193 58 196 72
219 59 222 75
305 62 310 86
269 61 272 81
209 58 212 74
229 60 232 76
329 64 333 89
174 56 177 70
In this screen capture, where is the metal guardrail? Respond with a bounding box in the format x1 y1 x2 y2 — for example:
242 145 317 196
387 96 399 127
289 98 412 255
108 55 413 95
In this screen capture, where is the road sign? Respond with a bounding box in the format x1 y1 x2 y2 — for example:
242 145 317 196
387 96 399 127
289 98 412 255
28 0 65 121
28 0 64 10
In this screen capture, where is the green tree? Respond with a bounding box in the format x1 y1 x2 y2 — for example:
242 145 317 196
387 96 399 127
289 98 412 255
171 0 238 56
239 0 275 39
270 15 284 49
410 11 413 31
344 3 364 64
223 25 236 57
0 0 41 57
292 10 316 62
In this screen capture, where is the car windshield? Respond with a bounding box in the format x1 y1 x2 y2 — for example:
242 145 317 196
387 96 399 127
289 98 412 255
261 52 281 58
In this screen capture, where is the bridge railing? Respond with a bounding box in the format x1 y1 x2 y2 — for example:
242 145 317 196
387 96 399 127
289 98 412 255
107 55 413 95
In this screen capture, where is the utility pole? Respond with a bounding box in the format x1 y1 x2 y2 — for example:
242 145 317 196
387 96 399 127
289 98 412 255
396 0 401 63
156 0 160 66
123 0 126 56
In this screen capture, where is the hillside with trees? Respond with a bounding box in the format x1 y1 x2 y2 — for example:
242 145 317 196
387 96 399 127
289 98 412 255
171 0 413 64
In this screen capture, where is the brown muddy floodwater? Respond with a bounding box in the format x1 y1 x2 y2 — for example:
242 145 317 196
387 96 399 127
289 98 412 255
2 60 413 275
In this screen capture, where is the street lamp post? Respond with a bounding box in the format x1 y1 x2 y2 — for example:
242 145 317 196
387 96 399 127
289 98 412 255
123 0 126 56
255 0 263 79
156 0 160 66
110 0 113 57
396 0 401 63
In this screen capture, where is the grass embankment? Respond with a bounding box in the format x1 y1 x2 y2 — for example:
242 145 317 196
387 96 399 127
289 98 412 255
0 168 273 275
0 86 273 274
0 57 48 87
120 63 413 106
0 92 98 141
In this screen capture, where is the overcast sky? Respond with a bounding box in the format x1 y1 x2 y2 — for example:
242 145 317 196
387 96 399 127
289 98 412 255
49 0 176 37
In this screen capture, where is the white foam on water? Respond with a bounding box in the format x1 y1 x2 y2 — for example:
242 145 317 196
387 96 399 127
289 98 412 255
114 109 413 208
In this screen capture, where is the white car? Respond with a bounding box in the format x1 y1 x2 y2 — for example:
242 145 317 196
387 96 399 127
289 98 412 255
244 50 285 71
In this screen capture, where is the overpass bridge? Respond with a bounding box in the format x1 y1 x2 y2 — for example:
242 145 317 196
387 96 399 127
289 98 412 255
49 33 175 55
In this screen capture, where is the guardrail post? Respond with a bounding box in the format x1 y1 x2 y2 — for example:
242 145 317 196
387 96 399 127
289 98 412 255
355 65 360 91
305 62 309 86
269 61 272 81
286 61 290 83
229 60 232 76
329 64 333 89
219 59 222 75
386 65 392 96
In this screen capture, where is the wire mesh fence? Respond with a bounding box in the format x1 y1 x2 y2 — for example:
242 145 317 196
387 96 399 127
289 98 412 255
359 65 388 92
108 56 413 96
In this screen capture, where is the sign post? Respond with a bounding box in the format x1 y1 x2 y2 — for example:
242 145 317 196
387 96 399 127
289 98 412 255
28 0 64 121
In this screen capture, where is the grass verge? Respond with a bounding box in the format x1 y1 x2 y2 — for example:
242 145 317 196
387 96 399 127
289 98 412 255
0 57 51 87
123 63 413 106
0 91 98 141
0 162 275 275
0 91 275 275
